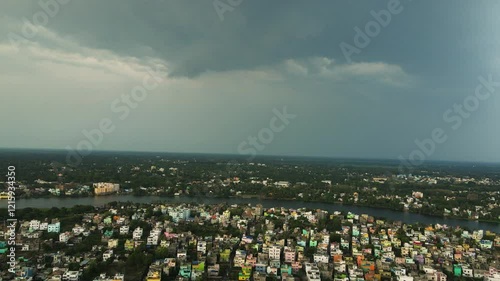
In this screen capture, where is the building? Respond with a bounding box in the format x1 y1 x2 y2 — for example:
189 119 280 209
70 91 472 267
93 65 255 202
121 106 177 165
62 271 80 281
146 269 161 281
29 220 40 230
103 250 113 261
59 232 70 243
269 245 281 260
304 263 321 281
47 222 60 233
133 227 143 240
93 182 120 195
120 225 129 235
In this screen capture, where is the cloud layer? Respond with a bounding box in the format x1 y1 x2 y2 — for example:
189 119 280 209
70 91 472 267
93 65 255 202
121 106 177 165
1 0 500 162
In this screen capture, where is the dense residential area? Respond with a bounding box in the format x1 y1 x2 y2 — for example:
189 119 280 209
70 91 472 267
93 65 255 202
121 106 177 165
1 202 499 281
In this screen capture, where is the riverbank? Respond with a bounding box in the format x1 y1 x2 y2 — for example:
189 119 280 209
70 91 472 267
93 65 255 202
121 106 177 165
9 192 497 224
1 195 499 232
4 192 500 224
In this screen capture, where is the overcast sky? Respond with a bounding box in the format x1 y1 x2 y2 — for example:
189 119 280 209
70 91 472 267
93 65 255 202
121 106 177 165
1 0 500 162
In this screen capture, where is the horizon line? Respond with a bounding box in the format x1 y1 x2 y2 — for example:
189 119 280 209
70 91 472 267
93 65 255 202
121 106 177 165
0 147 499 166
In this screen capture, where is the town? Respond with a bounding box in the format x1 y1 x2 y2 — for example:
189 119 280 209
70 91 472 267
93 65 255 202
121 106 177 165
1 202 499 280
1 151 500 222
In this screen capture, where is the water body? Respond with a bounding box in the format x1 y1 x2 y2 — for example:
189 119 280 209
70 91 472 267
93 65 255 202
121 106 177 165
2 195 499 232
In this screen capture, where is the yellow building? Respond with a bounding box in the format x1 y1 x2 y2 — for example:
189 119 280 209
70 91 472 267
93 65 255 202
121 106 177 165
93 182 120 195
146 270 161 281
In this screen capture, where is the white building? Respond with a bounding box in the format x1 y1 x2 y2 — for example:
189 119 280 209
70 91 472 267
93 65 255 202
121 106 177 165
313 254 329 264
72 225 85 236
197 241 207 254
120 225 129 235
462 267 474 278
274 181 290 187
269 245 281 260
133 227 143 240
59 232 70 243
39 222 48 231
147 229 161 246
62 271 80 281
304 263 321 281
397 276 414 281
29 220 40 230
103 250 113 261
485 273 500 281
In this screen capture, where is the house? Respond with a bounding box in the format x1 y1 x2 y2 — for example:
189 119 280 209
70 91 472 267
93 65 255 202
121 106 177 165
133 227 143 240
146 269 161 281
93 182 120 195
39 222 49 231
462 266 473 278
108 239 119 249
124 239 135 251
427 271 447 281
103 250 113 261
269 245 281 260
59 232 70 243
72 225 85 235
62 271 80 281
207 264 220 277
397 276 413 281
120 225 129 235
255 263 267 274
29 220 40 231
304 263 321 281
47 222 61 233
314 254 329 264
284 247 296 263
197 241 207 254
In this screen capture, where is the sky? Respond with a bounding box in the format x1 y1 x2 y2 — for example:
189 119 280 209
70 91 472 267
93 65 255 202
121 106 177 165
1 0 500 162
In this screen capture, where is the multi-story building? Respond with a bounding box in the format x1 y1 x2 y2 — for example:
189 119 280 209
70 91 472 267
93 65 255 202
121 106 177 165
93 182 120 195
59 232 70 243
284 247 296 263
47 222 60 233
29 220 40 230
133 227 143 240
197 241 207 254
304 263 321 281
103 250 113 261
120 225 129 235
269 245 281 260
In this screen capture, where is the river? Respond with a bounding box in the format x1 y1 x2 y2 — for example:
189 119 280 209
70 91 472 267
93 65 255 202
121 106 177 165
1 195 499 232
